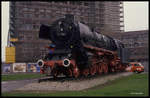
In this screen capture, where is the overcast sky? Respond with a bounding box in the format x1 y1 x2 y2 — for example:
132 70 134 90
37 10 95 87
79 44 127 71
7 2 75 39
1 1 149 62
124 1 149 31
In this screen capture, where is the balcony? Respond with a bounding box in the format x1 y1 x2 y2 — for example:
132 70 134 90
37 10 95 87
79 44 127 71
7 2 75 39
10 32 17 38
10 38 18 42
10 26 15 31
10 2 15 7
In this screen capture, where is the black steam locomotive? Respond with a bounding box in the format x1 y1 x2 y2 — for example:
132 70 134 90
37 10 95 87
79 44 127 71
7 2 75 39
37 14 129 78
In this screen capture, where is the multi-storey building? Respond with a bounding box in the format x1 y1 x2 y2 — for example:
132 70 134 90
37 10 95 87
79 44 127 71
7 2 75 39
6 1 124 63
110 30 148 71
121 30 148 63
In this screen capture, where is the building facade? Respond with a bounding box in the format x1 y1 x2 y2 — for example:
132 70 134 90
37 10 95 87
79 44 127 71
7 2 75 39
121 30 148 63
111 30 149 70
7 1 124 63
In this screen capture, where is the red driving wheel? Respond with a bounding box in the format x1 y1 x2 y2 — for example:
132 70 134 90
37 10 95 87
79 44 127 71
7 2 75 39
73 67 80 78
97 64 103 75
83 68 89 77
90 65 97 75
103 64 108 74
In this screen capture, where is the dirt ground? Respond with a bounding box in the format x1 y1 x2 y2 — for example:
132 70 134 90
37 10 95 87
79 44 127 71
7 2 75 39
15 72 133 91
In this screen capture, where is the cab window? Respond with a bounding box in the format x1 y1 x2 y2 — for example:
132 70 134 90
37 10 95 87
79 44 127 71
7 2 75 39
134 64 140 66
129 64 132 66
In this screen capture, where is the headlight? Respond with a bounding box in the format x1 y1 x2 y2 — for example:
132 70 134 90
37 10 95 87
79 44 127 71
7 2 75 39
63 59 70 67
37 59 44 67
137 68 141 70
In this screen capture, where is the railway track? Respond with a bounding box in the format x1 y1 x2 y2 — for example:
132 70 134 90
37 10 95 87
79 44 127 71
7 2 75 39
38 71 126 83
16 72 133 91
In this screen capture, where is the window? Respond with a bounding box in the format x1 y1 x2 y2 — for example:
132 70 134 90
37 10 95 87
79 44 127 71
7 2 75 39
134 42 139 47
39 14 45 18
33 24 40 30
77 1 82 5
84 2 89 6
70 1 76 5
24 13 33 18
120 27 124 30
61 1 68 4
19 35 25 40
21 24 32 30
120 13 123 16
120 8 123 11
40 9 44 12
27 36 33 40
120 18 124 21
120 22 124 25
23 7 29 11
120 4 123 7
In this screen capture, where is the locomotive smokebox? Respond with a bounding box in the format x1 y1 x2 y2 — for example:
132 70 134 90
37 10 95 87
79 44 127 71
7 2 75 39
65 14 74 22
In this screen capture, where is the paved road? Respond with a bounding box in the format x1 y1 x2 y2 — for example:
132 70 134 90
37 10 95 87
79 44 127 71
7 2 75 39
2 78 38 93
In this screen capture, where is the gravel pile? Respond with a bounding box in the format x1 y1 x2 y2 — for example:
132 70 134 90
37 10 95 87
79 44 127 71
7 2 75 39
16 72 133 91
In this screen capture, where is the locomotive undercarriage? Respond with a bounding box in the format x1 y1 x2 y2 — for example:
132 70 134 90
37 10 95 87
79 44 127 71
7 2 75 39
38 44 127 79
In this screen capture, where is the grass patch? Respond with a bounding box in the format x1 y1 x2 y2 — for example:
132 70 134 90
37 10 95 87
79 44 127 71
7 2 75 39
85 73 149 96
2 73 149 96
2 73 46 81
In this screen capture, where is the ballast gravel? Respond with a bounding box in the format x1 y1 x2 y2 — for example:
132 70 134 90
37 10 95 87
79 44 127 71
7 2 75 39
16 72 133 91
